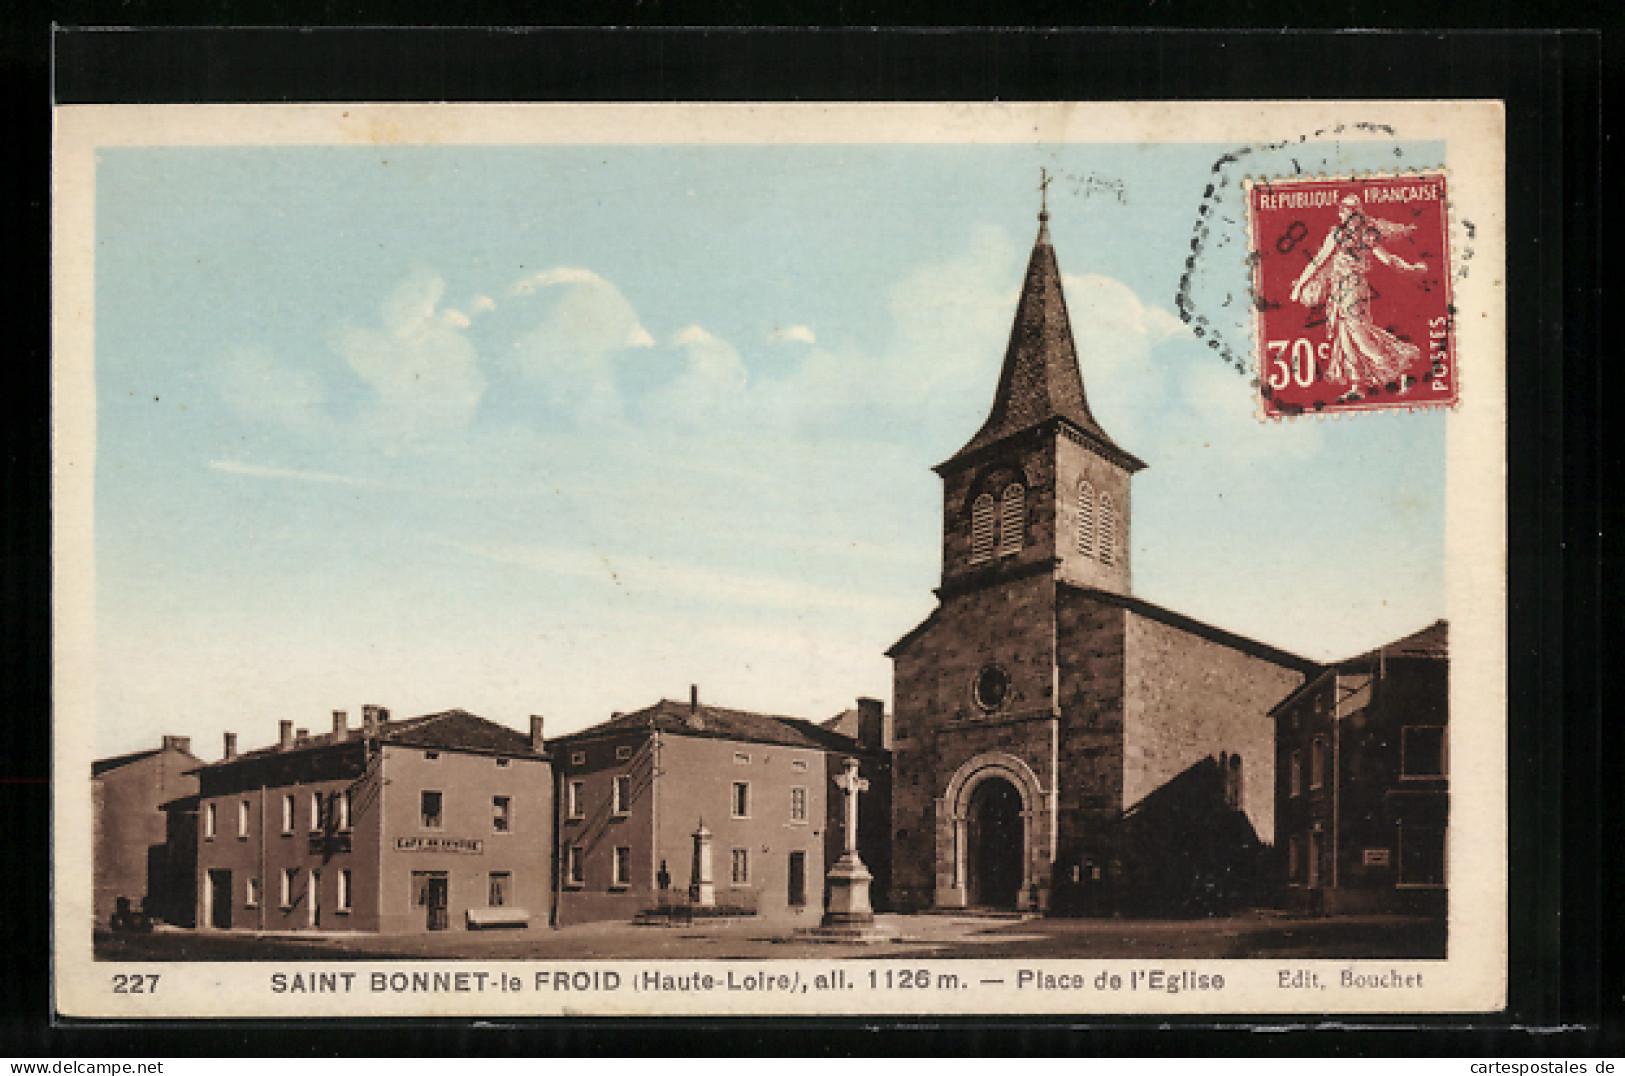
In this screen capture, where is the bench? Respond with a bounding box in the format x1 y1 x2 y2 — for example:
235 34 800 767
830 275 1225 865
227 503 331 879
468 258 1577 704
465 907 531 929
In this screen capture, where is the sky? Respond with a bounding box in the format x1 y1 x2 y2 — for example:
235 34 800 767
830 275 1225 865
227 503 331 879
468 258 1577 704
91 138 1448 759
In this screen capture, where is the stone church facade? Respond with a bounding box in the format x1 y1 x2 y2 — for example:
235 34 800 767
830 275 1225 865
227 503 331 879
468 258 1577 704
888 206 1318 916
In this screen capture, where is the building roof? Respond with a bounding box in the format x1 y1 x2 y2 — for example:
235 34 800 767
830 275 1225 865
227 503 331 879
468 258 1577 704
886 581 1318 673
1268 619 1448 716
941 212 1145 473
197 708 545 770
554 698 861 754
91 741 200 778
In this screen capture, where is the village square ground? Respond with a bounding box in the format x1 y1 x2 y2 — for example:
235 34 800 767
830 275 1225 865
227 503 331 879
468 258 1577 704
96 911 1445 962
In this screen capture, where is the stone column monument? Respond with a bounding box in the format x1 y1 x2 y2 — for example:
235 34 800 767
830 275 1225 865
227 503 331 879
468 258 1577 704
689 820 715 907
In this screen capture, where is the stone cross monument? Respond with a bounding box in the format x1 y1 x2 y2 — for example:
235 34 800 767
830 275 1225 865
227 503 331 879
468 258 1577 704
689 820 715 907
821 757 874 928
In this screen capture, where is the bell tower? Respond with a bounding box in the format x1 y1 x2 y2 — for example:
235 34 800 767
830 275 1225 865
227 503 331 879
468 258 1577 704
935 198 1145 599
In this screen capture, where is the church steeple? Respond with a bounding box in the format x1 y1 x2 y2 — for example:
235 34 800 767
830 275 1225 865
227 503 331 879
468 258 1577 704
944 203 1143 473
935 195 1145 599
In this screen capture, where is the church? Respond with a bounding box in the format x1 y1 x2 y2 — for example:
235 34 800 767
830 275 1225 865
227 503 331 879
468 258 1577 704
887 203 1320 916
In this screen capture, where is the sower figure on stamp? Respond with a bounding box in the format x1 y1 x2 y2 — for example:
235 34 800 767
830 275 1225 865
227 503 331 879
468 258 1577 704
1290 193 1428 402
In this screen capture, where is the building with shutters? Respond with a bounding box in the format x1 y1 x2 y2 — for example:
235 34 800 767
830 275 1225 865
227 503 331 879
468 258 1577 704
887 203 1321 916
550 690 889 926
1273 620 1449 916
192 707 552 934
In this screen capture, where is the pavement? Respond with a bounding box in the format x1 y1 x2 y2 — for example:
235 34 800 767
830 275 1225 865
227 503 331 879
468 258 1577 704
95 910 1445 962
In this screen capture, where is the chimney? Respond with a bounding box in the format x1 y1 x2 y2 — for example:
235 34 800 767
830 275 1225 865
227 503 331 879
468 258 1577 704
278 720 293 749
331 710 348 742
161 735 191 754
856 697 888 751
685 685 705 730
529 715 545 751
362 704 387 736
222 731 237 760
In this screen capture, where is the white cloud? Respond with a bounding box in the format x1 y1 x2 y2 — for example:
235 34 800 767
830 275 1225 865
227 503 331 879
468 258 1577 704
331 270 486 448
645 325 750 427
498 266 658 422
769 324 817 345
471 294 497 314
209 459 361 485
441 308 472 330
510 266 608 294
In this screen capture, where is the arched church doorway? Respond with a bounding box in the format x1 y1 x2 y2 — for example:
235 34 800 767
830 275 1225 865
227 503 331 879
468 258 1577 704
966 776 1024 908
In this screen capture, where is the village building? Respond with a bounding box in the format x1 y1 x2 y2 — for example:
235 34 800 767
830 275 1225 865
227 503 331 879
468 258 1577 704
192 707 551 934
550 690 889 926
887 205 1321 916
1272 620 1449 916
92 735 201 928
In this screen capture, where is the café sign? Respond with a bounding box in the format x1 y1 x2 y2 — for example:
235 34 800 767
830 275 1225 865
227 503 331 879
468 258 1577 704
396 836 483 854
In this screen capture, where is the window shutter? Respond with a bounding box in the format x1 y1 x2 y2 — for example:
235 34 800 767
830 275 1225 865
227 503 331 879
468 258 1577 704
969 493 996 563
1077 480 1096 556
1099 492 1116 565
998 484 1025 556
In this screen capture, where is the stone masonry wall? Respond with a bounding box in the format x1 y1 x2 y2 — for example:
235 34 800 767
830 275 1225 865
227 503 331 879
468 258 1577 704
1121 611 1306 847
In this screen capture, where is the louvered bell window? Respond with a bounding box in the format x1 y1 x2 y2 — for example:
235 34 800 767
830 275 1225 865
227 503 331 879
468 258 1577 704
1098 492 1116 565
970 493 996 564
998 483 1025 556
1077 479 1096 557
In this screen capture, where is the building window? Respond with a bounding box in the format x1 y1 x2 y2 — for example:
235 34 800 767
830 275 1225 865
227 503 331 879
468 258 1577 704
969 493 997 564
245 878 260 908
310 791 323 833
733 751 751 765
1224 753 1243 809
1401 726 1448 778
1310 736 1327 789
337 790 351 831
281 867 297 909
424 751 440 761
204 802 217 840
731 781 751 819
791 759 808 773
488 871 510 907
612 847 632 889
788 850 807 906
567 780 585 820
496 757 510 767
790 787 808 823
1288 835 1302 883
615 745 633 761
492 795 511 832
1398 824 1446 887
1077 479 1097 557
1290 749 1303 797
570 750 586 767
566 845 584 887
998 483 1025 556
238 800 251 839
731 848 750 886
1098 492 1117 565
612 775 632 815
973 665 1011 712
337 869 353 912
421 790 443 829
282 794 295 834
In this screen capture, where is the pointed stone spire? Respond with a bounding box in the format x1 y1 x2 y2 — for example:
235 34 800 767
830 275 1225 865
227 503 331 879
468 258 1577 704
944 203 1143 472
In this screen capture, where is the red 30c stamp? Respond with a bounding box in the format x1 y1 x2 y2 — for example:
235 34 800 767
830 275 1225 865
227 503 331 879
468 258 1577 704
1244 171 1457 418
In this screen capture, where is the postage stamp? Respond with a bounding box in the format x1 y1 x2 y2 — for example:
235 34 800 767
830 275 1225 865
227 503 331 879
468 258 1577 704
1244 172 1458 419
52 101 1506 1020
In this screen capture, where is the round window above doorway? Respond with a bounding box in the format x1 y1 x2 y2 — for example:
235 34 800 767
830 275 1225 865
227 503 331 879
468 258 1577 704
972 665 1010 712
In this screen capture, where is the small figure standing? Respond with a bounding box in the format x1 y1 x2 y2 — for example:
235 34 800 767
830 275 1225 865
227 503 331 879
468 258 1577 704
1290 194 1429 400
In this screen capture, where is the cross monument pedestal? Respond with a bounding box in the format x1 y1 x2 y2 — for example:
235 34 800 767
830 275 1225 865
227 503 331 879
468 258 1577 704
801 757 894 944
